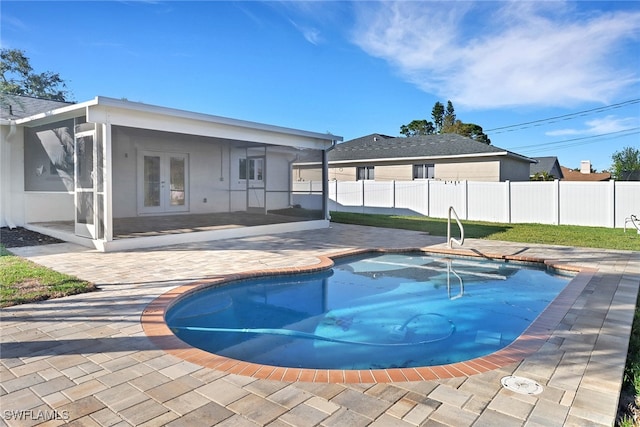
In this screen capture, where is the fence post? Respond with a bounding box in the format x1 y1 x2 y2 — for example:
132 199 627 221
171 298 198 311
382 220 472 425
610 180 616 228
505 180 511 224
463 180 469 220
426 180 430 217
361 179 365 214
554 179 560 225
392 180 396 214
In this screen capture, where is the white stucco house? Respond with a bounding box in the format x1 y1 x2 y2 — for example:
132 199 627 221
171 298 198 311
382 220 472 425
0 95 341 251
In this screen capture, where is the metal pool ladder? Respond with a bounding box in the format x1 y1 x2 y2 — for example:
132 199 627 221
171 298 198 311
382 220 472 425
447 206 465 248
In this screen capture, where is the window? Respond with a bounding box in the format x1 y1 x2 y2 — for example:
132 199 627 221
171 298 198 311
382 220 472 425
413 163 434 180
357 166 375 180
239 158 264 181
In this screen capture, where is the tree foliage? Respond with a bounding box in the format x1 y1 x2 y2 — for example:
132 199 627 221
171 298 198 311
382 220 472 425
401 100 491 144
611 146 640 181
530 171 556 181
400 119 435 137
0 48 70 101
431 102 444 133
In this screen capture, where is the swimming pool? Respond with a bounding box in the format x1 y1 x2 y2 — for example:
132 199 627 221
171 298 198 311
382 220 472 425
165 252 572 370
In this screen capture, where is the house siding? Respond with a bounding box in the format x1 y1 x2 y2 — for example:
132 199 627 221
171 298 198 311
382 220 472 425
500 157 532 181
374 165 413 181
435 160 501 182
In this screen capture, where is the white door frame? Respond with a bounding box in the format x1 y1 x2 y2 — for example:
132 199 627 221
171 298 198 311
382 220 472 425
137 150 189 215
74 127 98 238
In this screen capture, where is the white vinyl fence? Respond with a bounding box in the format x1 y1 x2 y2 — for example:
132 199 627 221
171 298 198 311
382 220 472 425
292 180 640 228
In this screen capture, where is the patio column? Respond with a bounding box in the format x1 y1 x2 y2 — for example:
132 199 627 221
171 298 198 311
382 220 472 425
322 146 330 220
103 123 113 242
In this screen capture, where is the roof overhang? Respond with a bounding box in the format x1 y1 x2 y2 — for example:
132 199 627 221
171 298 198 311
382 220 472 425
320 150 536 166
13 96 342 150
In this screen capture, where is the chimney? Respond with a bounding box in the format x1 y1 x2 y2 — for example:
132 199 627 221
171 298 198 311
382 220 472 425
580 160 591 174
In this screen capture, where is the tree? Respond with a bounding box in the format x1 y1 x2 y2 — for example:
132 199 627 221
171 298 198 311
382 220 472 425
531 171 555 181
611 146 640 181
400 119 435 137
400 100 491 144
431 102 444 133
1 48 70 101
442 120 491 144
443 100 456 130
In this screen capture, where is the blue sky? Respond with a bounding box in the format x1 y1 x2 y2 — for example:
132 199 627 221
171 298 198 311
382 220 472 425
2 1 639 172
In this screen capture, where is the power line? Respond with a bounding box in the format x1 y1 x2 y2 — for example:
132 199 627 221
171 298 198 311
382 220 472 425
509 127 640 151
485 99 640 134
516 128 640 154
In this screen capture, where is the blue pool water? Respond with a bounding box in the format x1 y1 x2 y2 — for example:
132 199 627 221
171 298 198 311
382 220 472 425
166 253 572 370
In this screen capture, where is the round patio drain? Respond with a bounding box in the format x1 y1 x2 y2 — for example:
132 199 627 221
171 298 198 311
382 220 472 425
500 376 543 395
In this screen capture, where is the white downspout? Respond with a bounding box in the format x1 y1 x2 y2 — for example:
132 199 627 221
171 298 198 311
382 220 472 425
322 140 337 220
2 121 18 229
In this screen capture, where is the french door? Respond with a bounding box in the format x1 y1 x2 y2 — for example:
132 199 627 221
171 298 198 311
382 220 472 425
246 155 266 214
138 151 189 214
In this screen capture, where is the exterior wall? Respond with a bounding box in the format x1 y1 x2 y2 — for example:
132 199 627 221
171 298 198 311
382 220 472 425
500 157 532 181
330 166 356 181
112 126 297 218
294 166 323 182
112 126 234 218
2 121 75 227
435 160 501 182
296 157 530 183
375 165 413 181
1 124 26 227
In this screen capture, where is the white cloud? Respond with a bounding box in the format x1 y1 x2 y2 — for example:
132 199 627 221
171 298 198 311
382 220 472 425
289 19 322 45
546 115 639 136
350 1 640 109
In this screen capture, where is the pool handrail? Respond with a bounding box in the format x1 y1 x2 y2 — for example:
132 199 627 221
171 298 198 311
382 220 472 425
624 214 640 234
447 206 465 248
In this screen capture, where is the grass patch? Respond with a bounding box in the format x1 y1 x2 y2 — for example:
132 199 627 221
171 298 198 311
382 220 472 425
330 211 640 251
0 245 97 307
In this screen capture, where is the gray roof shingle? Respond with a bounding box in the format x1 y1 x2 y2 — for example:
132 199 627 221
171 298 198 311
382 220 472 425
0 94 72 120
530 156 563 178
329 133 530 162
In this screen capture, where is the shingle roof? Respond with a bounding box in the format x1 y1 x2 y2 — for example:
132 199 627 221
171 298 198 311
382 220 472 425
329 133 531 162
560 166 611 181
530 156 563 178
0 94 72 120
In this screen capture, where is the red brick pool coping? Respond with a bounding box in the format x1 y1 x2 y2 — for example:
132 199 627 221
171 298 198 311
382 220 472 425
141 247 595 383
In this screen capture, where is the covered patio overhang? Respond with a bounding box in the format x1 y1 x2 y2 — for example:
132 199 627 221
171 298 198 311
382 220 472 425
8 96 342 251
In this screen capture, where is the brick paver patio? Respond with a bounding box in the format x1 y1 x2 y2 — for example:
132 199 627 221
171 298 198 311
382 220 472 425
1 223 639 426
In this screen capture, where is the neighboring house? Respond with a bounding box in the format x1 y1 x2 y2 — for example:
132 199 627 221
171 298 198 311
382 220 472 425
1 95 341 251
530 156 564 180
560 161 611 181
294 133 535 182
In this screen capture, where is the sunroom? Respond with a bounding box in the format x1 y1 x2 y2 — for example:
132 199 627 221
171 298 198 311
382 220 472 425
1 96 341 251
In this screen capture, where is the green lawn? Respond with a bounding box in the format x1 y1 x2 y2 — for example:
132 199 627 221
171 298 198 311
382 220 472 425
0 245 96 307
330 211 640 251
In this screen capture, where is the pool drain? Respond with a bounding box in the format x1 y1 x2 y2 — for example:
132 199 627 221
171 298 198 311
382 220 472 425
500 376 543 395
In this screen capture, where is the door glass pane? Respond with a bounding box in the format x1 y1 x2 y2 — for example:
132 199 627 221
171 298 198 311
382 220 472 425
255 159 263 181
170 156 185 206
77 192 94 225
77 135 94 189
144 155 161 207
